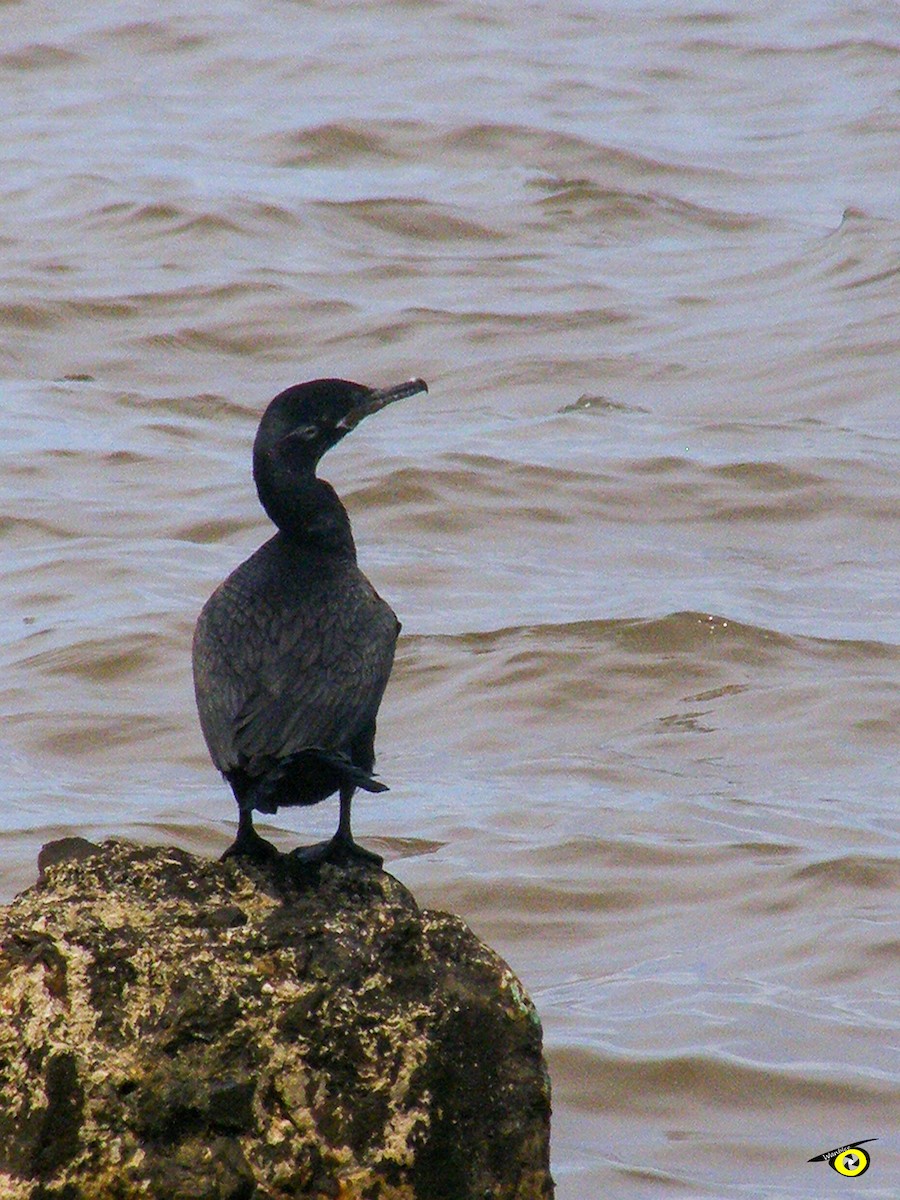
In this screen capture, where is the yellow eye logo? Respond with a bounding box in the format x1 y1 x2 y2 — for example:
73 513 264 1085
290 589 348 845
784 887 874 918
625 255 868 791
809 1139 876 1177
832 1148 870 1176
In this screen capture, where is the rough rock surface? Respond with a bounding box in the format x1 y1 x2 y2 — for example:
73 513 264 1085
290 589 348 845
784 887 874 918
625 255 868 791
0 838 553 1200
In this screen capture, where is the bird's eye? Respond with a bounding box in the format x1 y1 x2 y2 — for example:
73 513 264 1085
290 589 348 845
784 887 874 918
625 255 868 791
272 424 320 462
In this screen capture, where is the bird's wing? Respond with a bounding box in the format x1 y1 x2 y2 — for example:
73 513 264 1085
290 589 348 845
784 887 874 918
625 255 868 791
193 551 398 777
232 583 398 768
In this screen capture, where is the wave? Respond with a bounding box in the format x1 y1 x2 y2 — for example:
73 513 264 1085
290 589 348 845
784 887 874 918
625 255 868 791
350 449 899 530
403 611 895 664
392 612 897 766
261 121 409 168
0 44 85 70
550 1046 894 1114
314 197 505 244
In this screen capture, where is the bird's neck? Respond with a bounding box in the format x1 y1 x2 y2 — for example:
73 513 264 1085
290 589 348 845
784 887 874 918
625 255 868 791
254 464 357 559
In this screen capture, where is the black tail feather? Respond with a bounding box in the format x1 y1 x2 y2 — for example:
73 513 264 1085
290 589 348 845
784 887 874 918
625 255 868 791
305 748 389 794
247 747 388 813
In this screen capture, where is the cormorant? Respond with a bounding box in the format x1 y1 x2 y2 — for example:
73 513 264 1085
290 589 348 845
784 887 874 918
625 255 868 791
192 376 428 866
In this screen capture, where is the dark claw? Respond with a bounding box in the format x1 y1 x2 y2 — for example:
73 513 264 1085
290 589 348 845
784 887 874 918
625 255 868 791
221 825 281 864
288 833 383 869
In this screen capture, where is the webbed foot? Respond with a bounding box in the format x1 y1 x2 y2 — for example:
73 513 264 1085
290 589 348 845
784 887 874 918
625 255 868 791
221 823 281 864
288 832 383 869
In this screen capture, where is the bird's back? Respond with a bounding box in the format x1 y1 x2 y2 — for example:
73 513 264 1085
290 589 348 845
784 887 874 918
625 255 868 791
192 533 399 781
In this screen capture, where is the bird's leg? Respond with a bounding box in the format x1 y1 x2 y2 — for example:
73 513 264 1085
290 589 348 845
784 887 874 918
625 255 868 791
289 786 383 868
336 783 353 840
221 805 280 863
331 785 383 865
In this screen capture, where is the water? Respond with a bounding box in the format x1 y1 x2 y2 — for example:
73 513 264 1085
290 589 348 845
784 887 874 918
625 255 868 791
1 2 898 1194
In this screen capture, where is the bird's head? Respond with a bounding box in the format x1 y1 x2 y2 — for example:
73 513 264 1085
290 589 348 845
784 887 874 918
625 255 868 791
253 377 428 474
251 376 428 546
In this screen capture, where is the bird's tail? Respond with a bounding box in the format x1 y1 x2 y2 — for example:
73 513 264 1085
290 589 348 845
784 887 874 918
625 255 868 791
249 747 389 813
305 748 390 794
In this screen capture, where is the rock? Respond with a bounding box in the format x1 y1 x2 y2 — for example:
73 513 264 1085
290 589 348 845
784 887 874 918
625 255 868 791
0 839 553 1199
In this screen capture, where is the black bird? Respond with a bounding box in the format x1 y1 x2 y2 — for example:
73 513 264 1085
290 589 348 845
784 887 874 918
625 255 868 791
192 376 428 866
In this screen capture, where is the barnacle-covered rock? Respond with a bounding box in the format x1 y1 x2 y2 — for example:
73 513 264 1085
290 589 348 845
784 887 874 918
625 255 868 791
0 838 553 1199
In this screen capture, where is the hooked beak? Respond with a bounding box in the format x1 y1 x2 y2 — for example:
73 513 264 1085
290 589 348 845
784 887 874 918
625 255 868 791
338 377 428 431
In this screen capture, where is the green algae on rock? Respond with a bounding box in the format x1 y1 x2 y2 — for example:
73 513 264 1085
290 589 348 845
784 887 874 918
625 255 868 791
0 839 553 1199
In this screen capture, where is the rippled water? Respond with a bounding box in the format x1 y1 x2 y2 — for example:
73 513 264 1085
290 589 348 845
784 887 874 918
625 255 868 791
1 2 898 1195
